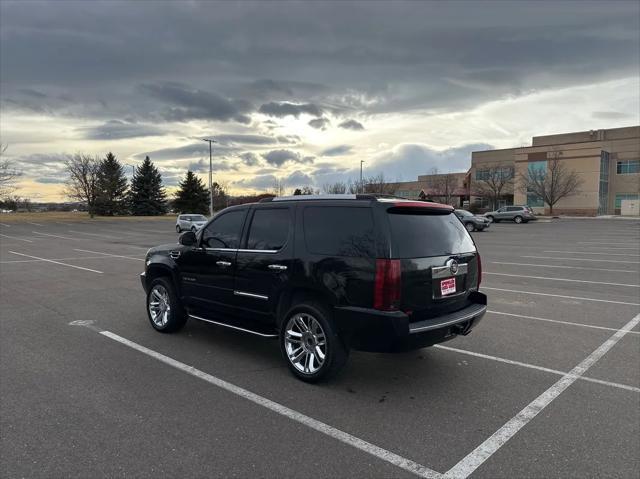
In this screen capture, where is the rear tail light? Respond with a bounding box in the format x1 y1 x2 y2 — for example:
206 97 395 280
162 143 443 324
374 259 401 311
477 253 482 287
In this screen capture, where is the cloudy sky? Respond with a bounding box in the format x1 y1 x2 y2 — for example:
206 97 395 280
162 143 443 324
1 0 639 201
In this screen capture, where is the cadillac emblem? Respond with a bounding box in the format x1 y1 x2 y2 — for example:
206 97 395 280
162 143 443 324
446 258 459 275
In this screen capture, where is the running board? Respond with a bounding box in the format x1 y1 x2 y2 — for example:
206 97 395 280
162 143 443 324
188 314 278 338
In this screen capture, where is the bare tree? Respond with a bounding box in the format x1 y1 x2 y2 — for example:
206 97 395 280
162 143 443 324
64 153 100 217
518 152 583 215
473 164 514 210
0 143 22 198
430 173 458 205
322 181 347 194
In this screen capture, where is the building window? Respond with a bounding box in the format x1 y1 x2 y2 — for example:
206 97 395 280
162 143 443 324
475 167 513 181
473 196 490 208
598 151 610 215
616 160 640 175
475 169 490 181
615 194 639 215
526 161 546 208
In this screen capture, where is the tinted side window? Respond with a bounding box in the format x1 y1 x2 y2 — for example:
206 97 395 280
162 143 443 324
303 207 375 257
388 211 476 258
201 210 245 249
507 206 521 212
247 208 290 250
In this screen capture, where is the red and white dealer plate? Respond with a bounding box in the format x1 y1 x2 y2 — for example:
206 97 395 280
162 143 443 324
440 278 456 296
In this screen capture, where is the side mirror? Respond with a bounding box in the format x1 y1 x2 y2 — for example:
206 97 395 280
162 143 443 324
179 231 197 246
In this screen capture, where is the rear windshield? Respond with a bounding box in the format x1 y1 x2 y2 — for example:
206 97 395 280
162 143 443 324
182 215 207 221
388 210 476 258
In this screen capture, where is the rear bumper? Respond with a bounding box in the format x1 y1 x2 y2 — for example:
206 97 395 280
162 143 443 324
334 292 487 353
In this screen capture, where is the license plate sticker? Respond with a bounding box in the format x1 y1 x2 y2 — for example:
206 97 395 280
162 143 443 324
440 278 457 296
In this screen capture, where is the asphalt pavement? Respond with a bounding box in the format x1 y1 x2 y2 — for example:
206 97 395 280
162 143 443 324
1 216 638 478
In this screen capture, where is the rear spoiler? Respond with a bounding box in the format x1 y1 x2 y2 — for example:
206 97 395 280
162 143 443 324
387 201 454 215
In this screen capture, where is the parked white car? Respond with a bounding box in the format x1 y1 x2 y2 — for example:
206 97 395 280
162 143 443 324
176 214 208 233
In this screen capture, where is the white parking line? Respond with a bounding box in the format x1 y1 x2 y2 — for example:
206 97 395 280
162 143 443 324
74 248 144 261
487 310 640 335
8 251 103 274
434 345 639 393
0 223 10 227
97 330 440 479
544 250 640 257
522 255 640 264
484 272 640 288
481 287 640 306
68 230 121 239
32 231 82 241
443 312 640 479
491 261 638 274
0 255 134 264
579 242 640 246
0 233 33 243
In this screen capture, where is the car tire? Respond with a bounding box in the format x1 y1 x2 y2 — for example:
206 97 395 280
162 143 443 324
280 302 349 383
465 222 475 232
176 225 181 233
514 215 523 224
486 215 494 223
146 277 187 333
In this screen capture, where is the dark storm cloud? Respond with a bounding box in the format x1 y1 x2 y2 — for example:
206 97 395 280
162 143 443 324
261 149 301 166
259 102 323 118
308 117 331 130
239 152 261 166
134 142 239 161
338 119 365 131
1 1 638 123
214 134 279 146
78 120 164 140
138 82 252 123
321 145 353 157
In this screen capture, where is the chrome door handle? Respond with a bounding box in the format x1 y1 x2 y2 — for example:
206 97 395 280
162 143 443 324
170 250 181 259
268 264 287 271
216 260 232 267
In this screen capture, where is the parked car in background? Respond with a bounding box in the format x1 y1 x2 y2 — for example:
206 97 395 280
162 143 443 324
142 194 486 382
454 209 491 232
484 205 537 224
176 214 208 232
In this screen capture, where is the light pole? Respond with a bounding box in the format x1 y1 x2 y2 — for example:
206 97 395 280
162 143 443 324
126 164 135 180
360 160 365 193
202 138 217 217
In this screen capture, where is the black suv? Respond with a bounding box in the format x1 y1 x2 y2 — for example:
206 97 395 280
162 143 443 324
141 195 487 382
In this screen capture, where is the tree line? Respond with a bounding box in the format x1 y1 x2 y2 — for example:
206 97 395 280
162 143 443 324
65 152 229 217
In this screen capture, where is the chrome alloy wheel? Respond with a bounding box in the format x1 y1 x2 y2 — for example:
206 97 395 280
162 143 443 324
284 313 327 374
148 284 171 327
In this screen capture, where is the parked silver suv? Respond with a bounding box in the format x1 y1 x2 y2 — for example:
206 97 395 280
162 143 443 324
484 205 537 224
176 214 208 233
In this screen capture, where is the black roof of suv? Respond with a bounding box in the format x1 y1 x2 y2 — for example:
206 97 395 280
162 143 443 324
141 195 487 382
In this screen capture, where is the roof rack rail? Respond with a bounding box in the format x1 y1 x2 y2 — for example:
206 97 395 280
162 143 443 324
259 193 411 203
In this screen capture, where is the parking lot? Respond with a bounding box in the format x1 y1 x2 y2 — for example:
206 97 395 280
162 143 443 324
1 216 638 478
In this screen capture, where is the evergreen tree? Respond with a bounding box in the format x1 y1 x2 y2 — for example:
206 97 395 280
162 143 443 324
129 156 167 215
174 171 209 214
95 152 128 216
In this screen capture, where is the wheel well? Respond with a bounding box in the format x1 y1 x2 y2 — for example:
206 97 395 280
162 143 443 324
146 265 177 293
275 288 333 329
